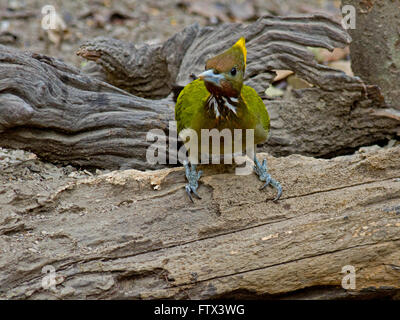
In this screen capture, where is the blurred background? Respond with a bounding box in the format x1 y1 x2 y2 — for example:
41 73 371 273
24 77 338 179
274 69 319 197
0 0 344 67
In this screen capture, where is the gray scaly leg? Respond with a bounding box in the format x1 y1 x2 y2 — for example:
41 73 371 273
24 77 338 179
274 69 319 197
253 156 282 201
184 161 203 202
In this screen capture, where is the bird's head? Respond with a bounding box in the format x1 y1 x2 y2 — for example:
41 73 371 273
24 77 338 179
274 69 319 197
198 37 247 98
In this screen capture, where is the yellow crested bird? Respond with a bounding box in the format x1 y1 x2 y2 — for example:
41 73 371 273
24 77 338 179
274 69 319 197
175 37 282 202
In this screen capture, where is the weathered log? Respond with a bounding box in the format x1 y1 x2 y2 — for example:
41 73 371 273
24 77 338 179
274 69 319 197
0 15 399 170
0 48 174 170
1 146 400 299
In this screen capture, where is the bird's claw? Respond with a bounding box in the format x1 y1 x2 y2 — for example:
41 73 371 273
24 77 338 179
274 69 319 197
185 184 202 203
254 157 282 201
259 178 271 190
184 161 202 202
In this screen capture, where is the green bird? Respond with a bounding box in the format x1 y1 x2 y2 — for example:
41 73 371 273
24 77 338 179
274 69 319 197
175 37 282 202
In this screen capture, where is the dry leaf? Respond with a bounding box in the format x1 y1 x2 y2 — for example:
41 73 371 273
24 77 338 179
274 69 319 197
328 60 354 76
273 70 294 82
287 75 313 89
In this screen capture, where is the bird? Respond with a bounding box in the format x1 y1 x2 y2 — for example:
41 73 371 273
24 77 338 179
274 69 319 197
175 37 282 202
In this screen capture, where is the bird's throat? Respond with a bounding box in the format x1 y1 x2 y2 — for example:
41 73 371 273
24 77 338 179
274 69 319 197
206 94 240 119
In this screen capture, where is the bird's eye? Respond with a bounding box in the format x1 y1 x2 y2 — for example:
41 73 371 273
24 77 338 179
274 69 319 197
230 67 237 76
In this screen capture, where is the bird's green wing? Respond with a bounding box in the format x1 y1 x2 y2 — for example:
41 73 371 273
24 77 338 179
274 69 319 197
175 79 209 134
241 85 270 133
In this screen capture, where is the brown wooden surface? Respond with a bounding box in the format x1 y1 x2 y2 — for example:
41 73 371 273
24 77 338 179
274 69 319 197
1 8 400 301
1 146 400 299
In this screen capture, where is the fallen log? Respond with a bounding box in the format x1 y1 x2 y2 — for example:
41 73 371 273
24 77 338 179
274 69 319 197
0 15 399 170
1 146 400 299
0 48 174 170
0 50 398 170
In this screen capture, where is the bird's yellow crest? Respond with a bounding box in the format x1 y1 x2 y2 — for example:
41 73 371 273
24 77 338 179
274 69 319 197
233 37 247 67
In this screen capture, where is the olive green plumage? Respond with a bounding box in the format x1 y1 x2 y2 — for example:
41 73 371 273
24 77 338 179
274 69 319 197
175 79 270 143
175 37 270 157
175 37 282 202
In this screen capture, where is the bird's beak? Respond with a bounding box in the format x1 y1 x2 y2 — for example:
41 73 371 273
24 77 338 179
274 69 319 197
198 69 224 87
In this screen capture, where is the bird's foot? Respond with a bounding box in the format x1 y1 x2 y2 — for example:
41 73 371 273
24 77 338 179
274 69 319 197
184 161 203 202
253 157 282 201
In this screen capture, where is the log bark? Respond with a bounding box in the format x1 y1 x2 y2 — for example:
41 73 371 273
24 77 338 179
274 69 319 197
0 48 174 170
341 0 400 110
0 15 399 170
1 146 400 299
